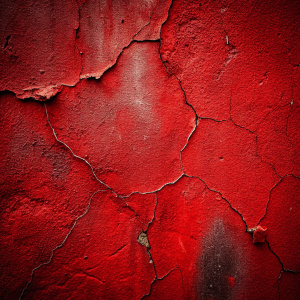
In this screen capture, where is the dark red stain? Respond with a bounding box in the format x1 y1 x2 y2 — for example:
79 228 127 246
147 176 281 299
198 219 239 300
0 0 299 299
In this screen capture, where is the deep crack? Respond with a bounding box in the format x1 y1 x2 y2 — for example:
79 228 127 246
19 189 105 300
140 267 181 299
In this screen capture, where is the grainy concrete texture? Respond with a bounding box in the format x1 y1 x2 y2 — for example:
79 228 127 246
0 0 299 299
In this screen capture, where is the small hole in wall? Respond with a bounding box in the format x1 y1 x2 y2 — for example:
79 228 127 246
121 19 124 23
219 157 224 160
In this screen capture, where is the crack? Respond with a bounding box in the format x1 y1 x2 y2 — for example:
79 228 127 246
109 244 128 257
44 103 117 196
46 96 187 205
80 270 106 284
45 102 151 229
230 93 286 217
137 193 158 283
157 0 198 121
46 96 187 287
185 175 248 231
4 1 298 298
19 189 106 300
74 0 86 80
177 265 185 298
277 270 283 300
121 174 184 200
3 35 11 49
179 123 198 174
254 134 283 180
198 116 229 123
128 209 149 228
255 173 300 275
1 5 164 101
5 11 196 230
181 171 300 282
134 0 173 41
265 238 300 274
277 269 300 300
41 23 200 228
250 101 296 180
132 0 160 40
189 116 283 219
228 78 259 135
68 265 106 283
229 117 255 134
255 100 290 130
157 0 282 217
156 0 200 183
137 230 157 277
42 16 285 283
228 92 299 217
256 175 292 226
216 2 238 82
228 81 255 134
140 267 181 299
45 91 190 202
182 128 283 232
145 193 158 232
148 251 157 278
78 4 162 81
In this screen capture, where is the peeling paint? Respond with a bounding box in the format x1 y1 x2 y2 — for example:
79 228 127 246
247 226 267 244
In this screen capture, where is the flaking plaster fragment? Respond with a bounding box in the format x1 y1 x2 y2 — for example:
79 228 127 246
138 232 150 249
247 226 267 243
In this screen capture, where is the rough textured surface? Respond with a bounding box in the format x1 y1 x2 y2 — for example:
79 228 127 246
45 41 194 195
76 0 160 79
0 0 299 299
160 0 300 128
278 272 300 300
181 119 279 228
147 176 281 300
0 0 81 99
22 191 155 300
260 175 300 271
0 92 103 299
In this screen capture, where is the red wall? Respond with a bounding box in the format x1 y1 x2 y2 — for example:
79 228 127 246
0 0 299 299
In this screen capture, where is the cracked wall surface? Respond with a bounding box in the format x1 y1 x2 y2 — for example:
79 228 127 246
0 0 299 299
